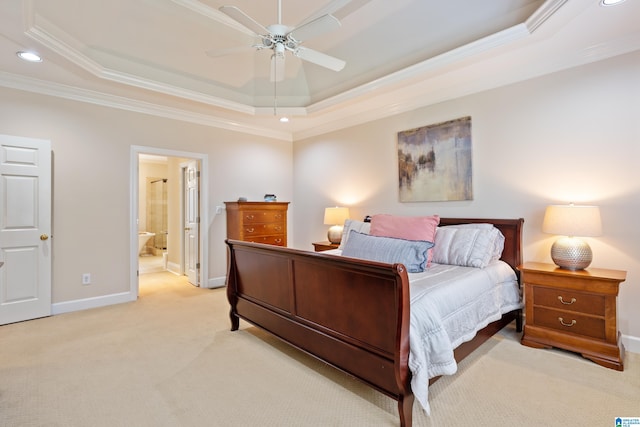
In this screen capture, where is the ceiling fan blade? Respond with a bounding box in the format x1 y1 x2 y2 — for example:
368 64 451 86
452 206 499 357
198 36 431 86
294 46 345 72
270 54 285 82
219 5 269 36
288 14 340 42
297 0 371 26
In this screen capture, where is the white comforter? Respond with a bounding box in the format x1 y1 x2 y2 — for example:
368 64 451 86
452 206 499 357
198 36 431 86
407 261 522 413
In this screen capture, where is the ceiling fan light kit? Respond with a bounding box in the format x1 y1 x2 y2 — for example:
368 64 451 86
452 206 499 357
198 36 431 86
217 0 368 118
218 0 363 83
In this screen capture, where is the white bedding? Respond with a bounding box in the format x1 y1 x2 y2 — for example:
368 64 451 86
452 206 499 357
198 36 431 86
407 261 521 414
324 248 521 414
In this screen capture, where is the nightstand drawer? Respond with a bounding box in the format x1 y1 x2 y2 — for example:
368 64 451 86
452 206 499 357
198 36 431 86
532 286 605 316
533 307 605 340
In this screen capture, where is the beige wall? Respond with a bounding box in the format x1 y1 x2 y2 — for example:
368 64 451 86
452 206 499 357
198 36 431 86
292 51 640 349
0 49 637 350
0 88 293 303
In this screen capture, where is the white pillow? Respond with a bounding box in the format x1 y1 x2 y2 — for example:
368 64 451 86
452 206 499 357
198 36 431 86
440 223 504 261
432 226 505 268
338 219 371 250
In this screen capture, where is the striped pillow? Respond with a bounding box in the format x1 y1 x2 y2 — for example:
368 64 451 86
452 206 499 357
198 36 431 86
341 231 434 273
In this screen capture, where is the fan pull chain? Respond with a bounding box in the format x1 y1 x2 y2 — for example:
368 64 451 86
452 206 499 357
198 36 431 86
273 55 278 116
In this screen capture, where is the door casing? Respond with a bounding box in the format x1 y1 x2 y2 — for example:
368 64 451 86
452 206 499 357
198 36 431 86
130 146 208 295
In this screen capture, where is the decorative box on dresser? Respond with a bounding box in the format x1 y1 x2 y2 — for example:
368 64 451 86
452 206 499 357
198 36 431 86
519 262 627 371
225 201 289 246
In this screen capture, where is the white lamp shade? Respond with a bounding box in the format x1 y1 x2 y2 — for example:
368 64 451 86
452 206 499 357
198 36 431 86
323 207 350 225
542 205 602 237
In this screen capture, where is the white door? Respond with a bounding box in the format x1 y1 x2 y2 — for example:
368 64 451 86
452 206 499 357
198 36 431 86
184 160 199 286
0 134 52 325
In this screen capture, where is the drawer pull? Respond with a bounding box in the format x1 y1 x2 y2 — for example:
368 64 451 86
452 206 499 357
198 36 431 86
274 238 282 243
245 227 255 233
558 317 576 327
557 296 576 305
245 214 255 220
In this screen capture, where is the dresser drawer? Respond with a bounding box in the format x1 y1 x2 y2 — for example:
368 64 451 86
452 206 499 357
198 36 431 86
242 211 285 224
533 307 605 340
532 286 605 316
243 235 286 246
242 222 285 237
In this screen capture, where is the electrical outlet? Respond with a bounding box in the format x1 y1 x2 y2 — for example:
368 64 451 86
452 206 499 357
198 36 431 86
82 273 91 285
215 205 224 214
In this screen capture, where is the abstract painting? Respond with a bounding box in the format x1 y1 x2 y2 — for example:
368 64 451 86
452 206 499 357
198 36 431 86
398 116 472 202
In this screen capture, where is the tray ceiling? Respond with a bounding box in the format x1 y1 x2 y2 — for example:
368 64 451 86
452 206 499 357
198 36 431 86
0 0 638 140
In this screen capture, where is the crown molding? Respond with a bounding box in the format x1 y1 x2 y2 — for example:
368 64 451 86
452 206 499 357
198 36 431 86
0 71 292 141
305 23 532 115
526 0 569 32
24 22 258 115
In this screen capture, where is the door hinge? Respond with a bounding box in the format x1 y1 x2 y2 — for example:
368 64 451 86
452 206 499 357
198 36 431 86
196 262 200 269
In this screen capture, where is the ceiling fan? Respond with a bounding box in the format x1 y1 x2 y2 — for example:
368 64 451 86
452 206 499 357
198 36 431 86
214 0 370 82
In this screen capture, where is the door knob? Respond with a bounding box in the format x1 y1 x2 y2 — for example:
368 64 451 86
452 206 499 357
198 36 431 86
40 234 49 241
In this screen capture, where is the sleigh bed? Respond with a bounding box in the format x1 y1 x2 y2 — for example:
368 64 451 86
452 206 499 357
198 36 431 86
225 217 523 426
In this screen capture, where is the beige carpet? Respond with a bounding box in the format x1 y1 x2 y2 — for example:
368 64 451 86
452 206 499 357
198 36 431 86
1 272 638 426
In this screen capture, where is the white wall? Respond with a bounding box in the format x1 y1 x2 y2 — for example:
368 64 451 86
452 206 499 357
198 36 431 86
0 87 293 303
292 51 640 350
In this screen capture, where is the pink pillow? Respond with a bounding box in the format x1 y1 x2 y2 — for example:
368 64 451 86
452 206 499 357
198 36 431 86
370 214 440 265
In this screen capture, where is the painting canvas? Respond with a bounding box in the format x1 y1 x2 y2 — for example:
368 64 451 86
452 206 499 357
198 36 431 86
398 116 473 202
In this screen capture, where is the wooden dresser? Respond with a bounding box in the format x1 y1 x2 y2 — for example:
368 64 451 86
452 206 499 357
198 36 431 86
519 262 626 371
225 201 289 246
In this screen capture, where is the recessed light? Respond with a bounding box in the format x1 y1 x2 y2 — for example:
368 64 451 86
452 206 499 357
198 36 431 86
600 0 626 6
279 117 289 123
16 51 42 62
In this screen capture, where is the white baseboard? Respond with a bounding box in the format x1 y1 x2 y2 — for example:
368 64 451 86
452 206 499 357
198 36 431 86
52 291 135 315
622 334 640 355
205 275 226 289
167 261 180 275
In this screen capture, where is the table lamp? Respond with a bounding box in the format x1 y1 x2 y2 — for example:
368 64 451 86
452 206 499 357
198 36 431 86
324 207 350 244
542 204 602 270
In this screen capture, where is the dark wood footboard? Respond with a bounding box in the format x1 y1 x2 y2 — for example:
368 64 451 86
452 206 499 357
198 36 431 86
226 241 415 426
225 218 523 426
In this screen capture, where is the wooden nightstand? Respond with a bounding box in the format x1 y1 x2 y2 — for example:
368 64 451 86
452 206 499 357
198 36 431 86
519 262 627 371
312 241 339 252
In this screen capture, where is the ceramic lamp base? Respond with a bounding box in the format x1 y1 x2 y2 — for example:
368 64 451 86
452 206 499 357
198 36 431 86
327 225 343 244
551 236 593 270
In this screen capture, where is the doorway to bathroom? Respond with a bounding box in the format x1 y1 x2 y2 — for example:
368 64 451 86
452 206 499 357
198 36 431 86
130 146 209 297
138 165 169 275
